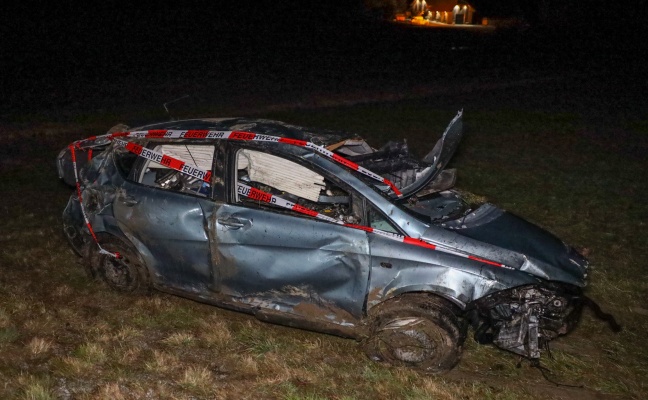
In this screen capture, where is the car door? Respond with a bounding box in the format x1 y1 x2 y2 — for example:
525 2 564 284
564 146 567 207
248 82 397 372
212 146 371 322
113 142 217 294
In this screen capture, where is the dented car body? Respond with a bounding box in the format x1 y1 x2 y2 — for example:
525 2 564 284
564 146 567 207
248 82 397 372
57 112 591 372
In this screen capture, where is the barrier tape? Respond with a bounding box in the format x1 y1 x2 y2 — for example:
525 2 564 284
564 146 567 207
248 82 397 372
70 121 507 268
235 182 506 268
113 139 212 182
68 145 120 259
75 129 402 197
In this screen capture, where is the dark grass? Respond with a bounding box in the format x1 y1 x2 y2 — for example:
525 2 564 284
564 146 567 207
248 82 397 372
259 79 648 396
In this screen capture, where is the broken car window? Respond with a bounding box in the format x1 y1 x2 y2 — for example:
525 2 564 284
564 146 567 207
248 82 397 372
137 144 215 197
114 146 139 179
235 149 355 222
368 205 400 234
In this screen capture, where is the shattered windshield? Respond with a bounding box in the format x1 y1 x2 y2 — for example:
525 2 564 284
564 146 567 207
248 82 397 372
401 191 473 225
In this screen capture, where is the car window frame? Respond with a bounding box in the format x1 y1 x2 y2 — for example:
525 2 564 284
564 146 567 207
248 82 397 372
123 140 220 200
364 200 404 235
228 144 348 219
226 143 405 234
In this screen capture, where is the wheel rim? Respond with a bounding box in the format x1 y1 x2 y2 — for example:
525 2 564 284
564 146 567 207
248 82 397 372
378 318 438 364
102 256 135 290
390 329 434 363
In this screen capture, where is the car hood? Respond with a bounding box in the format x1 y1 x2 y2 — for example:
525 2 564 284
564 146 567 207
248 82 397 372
394 110 464 199
421 203 588 287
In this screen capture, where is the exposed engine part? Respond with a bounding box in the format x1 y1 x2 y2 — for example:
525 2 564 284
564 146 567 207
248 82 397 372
469 284 583 359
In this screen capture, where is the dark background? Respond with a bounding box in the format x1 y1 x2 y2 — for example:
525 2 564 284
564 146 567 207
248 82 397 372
1 4 647 398
2 0 646 119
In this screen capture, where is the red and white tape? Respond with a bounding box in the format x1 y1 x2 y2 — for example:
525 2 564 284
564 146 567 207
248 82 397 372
68 145 120 259
76 129 402 197
113 139 212 182
71 124 506 269
235 182 506 268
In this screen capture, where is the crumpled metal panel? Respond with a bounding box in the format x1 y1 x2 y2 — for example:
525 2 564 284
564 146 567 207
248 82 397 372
113 179 214 292
365 233 541 309
422 203 588 288
214 204 370 321
62 195 85 255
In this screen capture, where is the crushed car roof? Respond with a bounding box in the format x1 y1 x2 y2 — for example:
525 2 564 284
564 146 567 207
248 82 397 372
71 111 463 202
131 117 355 146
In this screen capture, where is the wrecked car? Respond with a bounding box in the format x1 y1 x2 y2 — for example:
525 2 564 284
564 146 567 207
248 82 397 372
57 111 596 372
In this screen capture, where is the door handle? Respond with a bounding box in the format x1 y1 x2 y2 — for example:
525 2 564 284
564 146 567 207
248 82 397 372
217 217 246 229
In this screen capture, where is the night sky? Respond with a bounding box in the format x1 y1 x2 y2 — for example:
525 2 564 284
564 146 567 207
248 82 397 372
2 0 646 117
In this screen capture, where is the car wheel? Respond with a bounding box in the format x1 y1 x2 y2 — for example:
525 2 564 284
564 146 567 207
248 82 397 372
92 237 150 294
363 294 466 373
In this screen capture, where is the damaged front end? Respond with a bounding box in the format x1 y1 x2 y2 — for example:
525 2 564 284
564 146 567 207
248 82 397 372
469 283 583 359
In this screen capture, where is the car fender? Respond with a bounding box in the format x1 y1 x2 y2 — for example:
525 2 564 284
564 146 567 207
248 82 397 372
106 218 160 281
366 235 542 312
85 213 159 285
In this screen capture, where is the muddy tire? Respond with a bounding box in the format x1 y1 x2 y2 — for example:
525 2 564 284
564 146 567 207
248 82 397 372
91 236 150 294
363 293 466 373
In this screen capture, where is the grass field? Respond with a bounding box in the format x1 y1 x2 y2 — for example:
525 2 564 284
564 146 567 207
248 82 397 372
1 75 647 399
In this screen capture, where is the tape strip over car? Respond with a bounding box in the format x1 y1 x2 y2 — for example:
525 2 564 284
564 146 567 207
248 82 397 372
70 126 507 268
113 139 212 182
234 182 507 268
75 129 403 197
110 139 506 267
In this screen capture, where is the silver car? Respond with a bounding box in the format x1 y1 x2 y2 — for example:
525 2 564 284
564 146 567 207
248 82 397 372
57 112 596 372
